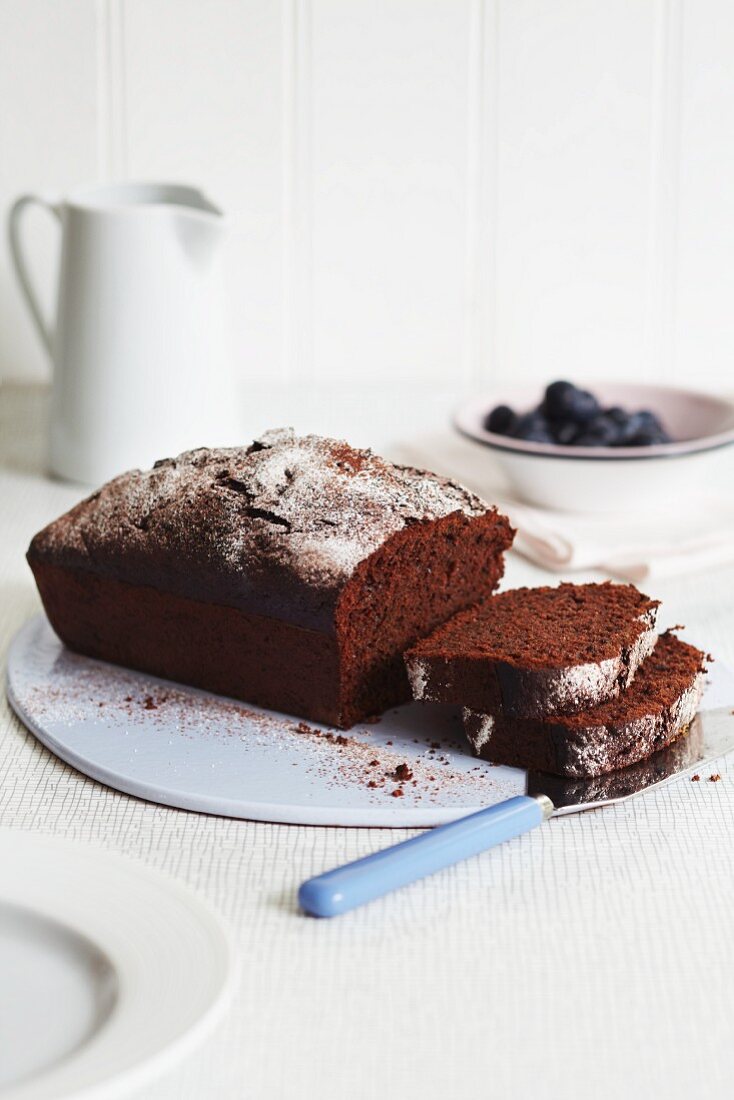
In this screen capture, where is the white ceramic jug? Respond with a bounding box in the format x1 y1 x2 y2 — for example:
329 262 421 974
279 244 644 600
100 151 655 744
8 181 241 485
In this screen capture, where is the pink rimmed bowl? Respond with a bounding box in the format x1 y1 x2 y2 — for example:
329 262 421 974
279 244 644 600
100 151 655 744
454 382 734 513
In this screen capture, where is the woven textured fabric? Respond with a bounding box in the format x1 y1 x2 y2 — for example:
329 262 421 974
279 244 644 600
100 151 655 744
2 386 734 1100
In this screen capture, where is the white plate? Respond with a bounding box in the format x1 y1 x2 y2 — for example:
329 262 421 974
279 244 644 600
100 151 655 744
7 614 527 827
0 829 232 1100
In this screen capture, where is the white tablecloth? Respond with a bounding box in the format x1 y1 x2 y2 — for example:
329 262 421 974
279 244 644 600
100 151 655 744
2 385 733 1100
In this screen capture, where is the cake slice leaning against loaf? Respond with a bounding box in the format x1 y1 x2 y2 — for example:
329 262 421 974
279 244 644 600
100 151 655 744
27 428 514 729
405 582 660 719
462 632 708 778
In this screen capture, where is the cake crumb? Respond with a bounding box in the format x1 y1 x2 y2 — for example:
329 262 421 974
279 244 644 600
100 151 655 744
709 774 721 782
392 788 404 798
393 763 413 782
691 774 700 781
143 695 157 710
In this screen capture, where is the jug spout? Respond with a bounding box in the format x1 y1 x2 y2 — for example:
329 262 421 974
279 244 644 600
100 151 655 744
172 199 226 268
66 181 226 267
158 185 226 267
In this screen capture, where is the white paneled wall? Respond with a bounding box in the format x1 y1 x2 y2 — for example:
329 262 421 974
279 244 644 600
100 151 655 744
310 0 472 382
496 1 656 384
0 0 99 383
1 0 733 395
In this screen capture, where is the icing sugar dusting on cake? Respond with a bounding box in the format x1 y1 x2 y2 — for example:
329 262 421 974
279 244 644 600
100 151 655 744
31 428 492 598
406 657 429 700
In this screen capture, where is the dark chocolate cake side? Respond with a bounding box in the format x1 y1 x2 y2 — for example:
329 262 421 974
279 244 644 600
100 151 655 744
28 429 514 728
462 633 708 778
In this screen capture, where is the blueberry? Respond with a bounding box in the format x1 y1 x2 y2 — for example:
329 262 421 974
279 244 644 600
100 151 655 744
600 409 636 445
574 413 622 447
568 388 601 424
542 381 576 420
615 411 644 444
624 409 672 446
543 381 600 424
484 404 516 435
552 419 581 445
637 410 671 440
510 409 555 444
631 426 672 446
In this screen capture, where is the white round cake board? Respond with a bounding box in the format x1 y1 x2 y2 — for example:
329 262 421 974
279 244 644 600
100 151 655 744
7 614 528 827
7 614 730 828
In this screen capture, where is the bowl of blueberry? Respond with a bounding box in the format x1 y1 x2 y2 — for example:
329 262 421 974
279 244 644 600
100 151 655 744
454 381 734 512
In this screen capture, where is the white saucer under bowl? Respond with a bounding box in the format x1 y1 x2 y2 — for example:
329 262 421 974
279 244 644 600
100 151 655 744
0 829 232 1100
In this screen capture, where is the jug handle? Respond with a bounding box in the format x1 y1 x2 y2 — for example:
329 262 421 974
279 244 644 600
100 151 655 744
7 193 61 358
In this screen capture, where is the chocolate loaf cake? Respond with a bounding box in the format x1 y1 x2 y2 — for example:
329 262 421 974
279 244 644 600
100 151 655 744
405 582 659 718
28 429 513 728
463 632 707 778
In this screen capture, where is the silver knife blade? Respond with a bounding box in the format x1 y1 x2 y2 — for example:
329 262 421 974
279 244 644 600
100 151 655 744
526 706 734 815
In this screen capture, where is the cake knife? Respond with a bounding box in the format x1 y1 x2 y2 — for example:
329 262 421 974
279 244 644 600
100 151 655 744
298 707 733 917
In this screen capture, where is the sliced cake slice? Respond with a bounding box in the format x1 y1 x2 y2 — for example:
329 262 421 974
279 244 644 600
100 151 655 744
405 582 659 719
462 632 708 778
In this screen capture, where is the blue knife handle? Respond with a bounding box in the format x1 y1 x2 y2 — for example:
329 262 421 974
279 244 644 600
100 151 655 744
298 794 553 918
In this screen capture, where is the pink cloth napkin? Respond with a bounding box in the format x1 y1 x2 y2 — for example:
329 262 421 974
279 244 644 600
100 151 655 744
390 433 734 581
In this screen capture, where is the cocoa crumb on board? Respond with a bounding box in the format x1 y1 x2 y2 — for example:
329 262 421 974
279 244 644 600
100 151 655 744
691 774 700 782
709 774 722 782
392 788 404 798
392 763 413 782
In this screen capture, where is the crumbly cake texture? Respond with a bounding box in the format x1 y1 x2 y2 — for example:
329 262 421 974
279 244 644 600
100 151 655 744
405 582 659 718
463 632 708 778
28 429 514 728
